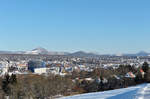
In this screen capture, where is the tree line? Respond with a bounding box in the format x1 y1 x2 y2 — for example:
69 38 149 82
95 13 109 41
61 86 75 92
72 62 150 93
0 74 73 99
0 62 150 98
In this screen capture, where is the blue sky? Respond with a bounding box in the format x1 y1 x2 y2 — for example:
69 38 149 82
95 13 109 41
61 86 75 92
0 0 149 54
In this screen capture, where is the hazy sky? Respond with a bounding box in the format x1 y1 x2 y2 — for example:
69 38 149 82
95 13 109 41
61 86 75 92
0 0 149 54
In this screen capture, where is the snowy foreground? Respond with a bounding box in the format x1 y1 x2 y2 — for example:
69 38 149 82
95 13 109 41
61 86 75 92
60 84 150 99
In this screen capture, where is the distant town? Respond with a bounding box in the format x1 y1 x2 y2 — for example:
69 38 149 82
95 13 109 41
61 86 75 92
0 47 150 98
0 47 149 76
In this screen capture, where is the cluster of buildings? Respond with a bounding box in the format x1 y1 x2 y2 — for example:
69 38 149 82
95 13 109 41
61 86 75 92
0 54 149 77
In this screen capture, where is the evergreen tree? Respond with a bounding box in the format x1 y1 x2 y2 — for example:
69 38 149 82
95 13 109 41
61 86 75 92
2 74 17 95
10 74 17 84
142 62 149 73
142 62 149 81
146 69 150 83
2 74 10 95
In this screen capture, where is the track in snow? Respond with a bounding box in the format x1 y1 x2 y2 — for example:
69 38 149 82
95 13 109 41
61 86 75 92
136 84 150 99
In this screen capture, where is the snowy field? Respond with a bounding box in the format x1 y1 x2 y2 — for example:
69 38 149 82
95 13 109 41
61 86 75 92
60 84 150 99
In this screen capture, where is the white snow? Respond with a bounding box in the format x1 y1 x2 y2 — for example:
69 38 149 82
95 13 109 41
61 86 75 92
60 84 150 99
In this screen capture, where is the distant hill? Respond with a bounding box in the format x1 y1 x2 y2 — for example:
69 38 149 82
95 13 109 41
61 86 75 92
0 48 150 57
68 51 99 57
25 47 69 55
123 51 150 56
0 47 69 55
25 47 49 55
136 51 150 56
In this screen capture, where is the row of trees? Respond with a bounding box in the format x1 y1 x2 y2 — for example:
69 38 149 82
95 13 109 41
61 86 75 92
73 62 150 93
0 62 150 98
0 74 74 99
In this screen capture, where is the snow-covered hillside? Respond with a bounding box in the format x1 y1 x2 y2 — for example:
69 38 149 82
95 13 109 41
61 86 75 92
60 84 150 99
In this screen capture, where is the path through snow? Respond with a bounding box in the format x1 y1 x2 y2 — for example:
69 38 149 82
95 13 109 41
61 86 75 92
136 84 150 99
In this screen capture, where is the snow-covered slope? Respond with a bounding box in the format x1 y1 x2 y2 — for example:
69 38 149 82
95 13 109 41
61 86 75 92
60 84 150 99
25 47 69 55
25 47 49 55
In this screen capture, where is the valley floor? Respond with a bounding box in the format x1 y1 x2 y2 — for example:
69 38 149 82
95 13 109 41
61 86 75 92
60 83 150 99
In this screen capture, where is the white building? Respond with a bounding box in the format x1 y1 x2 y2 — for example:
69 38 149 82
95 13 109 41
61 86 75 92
34 68 49 74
